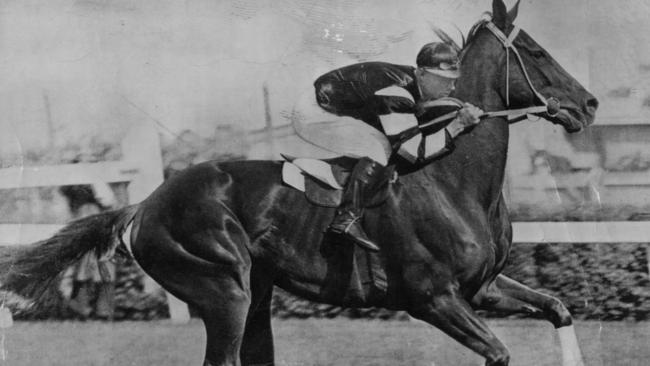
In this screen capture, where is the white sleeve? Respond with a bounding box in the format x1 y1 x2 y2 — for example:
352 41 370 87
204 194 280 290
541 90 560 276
374 86 418 135
397 133 422 163
423 128 448 156
397 128 451 163
377 113 418 135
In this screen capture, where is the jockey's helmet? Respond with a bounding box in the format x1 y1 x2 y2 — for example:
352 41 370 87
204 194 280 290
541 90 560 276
416 42 460 79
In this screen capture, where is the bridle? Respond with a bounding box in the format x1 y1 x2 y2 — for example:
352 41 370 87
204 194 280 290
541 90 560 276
411 21 562 140
482 21 560 121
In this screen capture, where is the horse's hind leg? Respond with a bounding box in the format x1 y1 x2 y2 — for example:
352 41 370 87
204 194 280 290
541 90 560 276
240 265 275 366
132 203 252 365
473 275 584 366
408 288 511 366
140 259 251 366
240 295 273 366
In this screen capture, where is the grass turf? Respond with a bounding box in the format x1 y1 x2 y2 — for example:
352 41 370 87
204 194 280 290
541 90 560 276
1 319 648 365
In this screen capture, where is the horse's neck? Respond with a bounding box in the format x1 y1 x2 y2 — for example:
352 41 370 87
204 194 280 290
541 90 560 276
419 70 510 205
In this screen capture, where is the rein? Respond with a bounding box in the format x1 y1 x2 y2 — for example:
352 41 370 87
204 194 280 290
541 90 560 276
390 21 561 148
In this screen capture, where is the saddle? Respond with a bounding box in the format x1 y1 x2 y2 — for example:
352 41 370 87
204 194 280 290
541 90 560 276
281 154 390 299
281 155 394 207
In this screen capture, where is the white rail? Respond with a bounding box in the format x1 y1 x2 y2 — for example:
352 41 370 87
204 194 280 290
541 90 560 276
4 221 649 246
513 221 650 243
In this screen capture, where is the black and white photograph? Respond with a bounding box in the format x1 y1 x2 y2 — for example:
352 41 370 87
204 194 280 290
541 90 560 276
0 0 648 365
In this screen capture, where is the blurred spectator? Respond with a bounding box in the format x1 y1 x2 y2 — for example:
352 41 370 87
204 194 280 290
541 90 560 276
58 153 118 320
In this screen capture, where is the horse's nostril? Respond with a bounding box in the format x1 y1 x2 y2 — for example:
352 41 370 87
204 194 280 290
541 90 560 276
586 97 599 111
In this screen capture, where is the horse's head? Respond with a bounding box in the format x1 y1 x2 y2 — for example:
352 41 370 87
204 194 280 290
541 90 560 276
458 0 598 133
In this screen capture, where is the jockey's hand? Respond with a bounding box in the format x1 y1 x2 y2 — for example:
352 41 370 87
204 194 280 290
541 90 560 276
447 103 484 137
457 103 484 127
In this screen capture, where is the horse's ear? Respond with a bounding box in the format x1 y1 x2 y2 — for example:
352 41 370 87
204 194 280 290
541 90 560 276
492 0 508 29
507 0 520 24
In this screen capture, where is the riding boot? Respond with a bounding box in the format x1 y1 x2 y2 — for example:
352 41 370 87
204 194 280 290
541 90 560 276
328 157 385 252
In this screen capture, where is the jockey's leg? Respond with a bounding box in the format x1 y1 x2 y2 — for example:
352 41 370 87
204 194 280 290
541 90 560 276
328 157 384 252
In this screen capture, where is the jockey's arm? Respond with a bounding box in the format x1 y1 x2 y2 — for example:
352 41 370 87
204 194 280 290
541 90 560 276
373 84 417 115
315 85 415 117
373 95 416 114
391 116 455 164
414 104 484 163
394 102 483 164
446 120 465 138
446 103 483 138
315 63 416 118
414 129 455 164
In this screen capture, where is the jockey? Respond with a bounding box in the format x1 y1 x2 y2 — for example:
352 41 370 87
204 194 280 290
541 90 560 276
313 42 483 252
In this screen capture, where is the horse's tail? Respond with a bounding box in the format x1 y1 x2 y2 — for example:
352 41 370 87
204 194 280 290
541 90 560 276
0 204 139 300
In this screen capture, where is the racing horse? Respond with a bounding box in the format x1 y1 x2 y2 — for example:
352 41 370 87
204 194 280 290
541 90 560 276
0 1 597 365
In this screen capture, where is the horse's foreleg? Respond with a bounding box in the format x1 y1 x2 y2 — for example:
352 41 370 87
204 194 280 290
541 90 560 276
474 274 584 366
408 289 510 366
240 266 275 366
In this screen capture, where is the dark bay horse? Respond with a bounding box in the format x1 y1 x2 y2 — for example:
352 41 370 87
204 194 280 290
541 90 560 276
0 1 597 365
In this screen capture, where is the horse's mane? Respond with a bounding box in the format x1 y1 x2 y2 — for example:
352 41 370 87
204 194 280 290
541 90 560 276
430 13 493 62
465 14 493 48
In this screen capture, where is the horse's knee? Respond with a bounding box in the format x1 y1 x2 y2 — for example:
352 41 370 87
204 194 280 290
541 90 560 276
471 283 500 308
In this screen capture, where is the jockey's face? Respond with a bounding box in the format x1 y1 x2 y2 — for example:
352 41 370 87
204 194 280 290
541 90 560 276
417 69 456 100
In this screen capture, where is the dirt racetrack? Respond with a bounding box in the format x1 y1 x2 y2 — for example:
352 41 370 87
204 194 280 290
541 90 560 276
3 318 648 365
